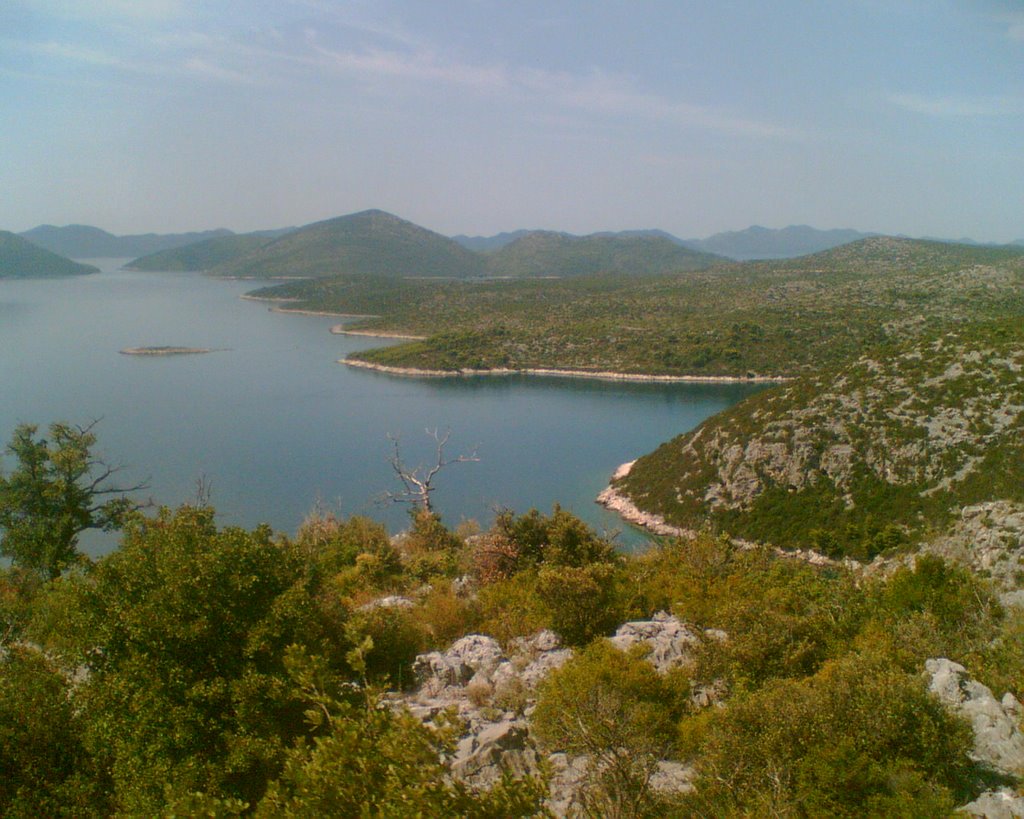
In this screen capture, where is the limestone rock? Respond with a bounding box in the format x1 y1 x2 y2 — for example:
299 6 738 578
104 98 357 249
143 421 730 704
926 658 1024 776
609 611 724 674
961 788 1024 818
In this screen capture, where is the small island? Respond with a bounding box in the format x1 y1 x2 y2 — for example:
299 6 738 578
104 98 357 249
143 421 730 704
119 346 216 356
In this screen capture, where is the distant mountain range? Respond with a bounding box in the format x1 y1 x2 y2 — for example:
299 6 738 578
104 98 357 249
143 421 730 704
19 224 293 260
16 215 1024 280
681 225 878 261
455 224 880 261
187 213 724 279
0 231 99 278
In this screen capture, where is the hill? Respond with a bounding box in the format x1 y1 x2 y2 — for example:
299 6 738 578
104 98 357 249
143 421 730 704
210 210 486 279
20 224 235 259
484 231 724 277
453 227 692 253
610 319 1024 561
251 237 1024 378
451 230 534 252
125 234 272 271
0 231 99 278
686 224 876 260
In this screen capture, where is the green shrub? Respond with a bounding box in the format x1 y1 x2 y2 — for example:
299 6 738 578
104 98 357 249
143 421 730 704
536 562 624 646
533 641 685 817
679 653 977 817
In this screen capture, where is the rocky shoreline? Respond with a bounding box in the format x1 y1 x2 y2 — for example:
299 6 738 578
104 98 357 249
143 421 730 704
596 461 694 537
330 325 427 339
342 357 789 385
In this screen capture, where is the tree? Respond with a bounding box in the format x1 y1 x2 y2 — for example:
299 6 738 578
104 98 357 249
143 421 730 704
385 428 478 514
0 421 144 579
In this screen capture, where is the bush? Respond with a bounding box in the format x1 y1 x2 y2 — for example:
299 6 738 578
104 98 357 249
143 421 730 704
345 605 429 688
536 562 624 646
679 653 978 817
533 641 685 817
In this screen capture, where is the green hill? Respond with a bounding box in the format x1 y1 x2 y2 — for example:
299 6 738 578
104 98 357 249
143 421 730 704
0 231 99 278
485 231 724 276
126 234 272 271
251 237 1024 378
612 319 1024 560
209 210 486 279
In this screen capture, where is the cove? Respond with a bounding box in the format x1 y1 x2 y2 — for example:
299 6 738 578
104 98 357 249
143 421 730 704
0 261 765 555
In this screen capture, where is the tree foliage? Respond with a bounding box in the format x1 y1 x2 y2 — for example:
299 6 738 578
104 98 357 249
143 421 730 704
0 422 141 579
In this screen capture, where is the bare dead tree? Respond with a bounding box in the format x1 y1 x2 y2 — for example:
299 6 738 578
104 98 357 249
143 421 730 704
384 428 479 515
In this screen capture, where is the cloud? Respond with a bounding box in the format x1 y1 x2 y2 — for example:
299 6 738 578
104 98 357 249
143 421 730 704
14 0 183 21
311 43 797 140
182 57 261 86
314 44 508 91
888 92 1023 117
5 40 131 69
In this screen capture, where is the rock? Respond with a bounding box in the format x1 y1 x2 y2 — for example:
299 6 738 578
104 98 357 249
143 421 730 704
961 788 1024 818
924 502 1024 606
649 760 696 796
609 611 720 674
446 635 504 678
926 658 1024 776
357 594 414 611
546 753 590 817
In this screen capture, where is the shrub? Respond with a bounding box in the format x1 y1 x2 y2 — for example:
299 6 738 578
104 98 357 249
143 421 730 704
679 653 978 817
533 641 684 817
536 562 624 646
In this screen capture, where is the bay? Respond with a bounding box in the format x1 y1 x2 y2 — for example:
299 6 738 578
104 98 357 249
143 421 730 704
0 260 764 555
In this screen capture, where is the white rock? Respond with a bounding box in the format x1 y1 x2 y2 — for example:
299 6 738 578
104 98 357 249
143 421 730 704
926 658 1024 776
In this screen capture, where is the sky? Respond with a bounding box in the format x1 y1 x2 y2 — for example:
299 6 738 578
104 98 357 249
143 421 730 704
1 0 1023 242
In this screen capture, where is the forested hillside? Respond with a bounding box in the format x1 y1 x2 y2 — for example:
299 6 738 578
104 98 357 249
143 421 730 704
252 237 1024 378
613 320 1024 560
0 231 99 278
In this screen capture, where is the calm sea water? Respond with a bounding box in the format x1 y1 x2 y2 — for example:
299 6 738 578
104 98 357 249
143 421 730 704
0 261 764 554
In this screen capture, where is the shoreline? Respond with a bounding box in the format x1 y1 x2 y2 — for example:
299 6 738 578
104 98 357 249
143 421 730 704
597 461 867 571
595 462 696 537
342 357 789 384
330 325 427 340
273 306 381 319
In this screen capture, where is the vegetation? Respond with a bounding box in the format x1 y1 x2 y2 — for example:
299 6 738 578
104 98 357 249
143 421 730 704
0 412 1019 815
0 421 142 579
616 318 1024 557
252 236 1024 378
0 230 98 278
210 209 487 279
125 233 270 271
484 230 724 277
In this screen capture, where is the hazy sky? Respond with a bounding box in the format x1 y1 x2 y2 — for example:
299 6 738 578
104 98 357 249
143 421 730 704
2 1 1022 241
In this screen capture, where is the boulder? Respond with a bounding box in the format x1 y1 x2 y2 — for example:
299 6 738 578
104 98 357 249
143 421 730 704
609 611 722 674
926 658 1024 776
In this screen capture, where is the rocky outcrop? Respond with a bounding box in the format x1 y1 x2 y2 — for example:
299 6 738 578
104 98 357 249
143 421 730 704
609 325 1024 557
924 502 1024 607
609 611 725 674
926 658 1024 777
396 614 705 813
961 789 1024 819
